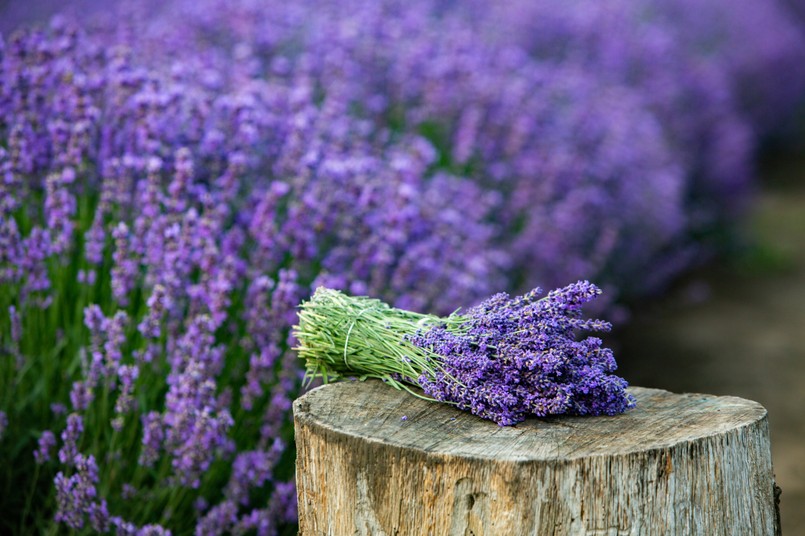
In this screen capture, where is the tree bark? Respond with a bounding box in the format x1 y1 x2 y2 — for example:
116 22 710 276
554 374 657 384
294 380 778 535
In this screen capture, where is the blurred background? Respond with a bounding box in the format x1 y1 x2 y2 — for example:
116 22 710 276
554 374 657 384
2 0 804 532
615 149 805 531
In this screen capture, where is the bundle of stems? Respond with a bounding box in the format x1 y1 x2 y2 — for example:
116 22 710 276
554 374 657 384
293 287 463 396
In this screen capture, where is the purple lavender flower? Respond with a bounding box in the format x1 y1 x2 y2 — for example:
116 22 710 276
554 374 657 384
7 304 23 367
224 439 285 506
104 311 129 373
35 430 57 464
54 454 109 531
138 525 173 536
113 364 139 431
121 483 136 500
84 305 107 341
163 315 235 488
111 222 137 306
227 478 297 535
0 215 22 285
111 517 139 536
19 228 53 307
410 282 635 425
69 380 95 412
109 517 174 536
271 480 298 524
258 353 296 445
196 500 238 536
59 413 84 466
9 305 21 343
44 167 77 256
241 344 281 412
84 213 107 268
139 411 164 468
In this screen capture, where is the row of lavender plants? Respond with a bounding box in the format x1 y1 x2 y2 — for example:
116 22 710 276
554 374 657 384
1 0 804 533
125 0 804 298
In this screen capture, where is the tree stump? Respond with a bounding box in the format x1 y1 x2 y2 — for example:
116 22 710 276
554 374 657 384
293 380 778 535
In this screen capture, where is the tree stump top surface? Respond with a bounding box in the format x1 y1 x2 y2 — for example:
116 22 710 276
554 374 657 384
293 380 767 461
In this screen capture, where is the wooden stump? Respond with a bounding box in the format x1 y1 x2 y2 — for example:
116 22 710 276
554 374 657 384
294 380 778 535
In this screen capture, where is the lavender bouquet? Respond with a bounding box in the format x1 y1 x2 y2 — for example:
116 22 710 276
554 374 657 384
295 281 635 426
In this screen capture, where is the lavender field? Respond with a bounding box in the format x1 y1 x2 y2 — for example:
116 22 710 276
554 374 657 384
1 1 804 533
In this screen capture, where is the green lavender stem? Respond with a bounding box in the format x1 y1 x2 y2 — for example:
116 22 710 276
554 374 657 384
294 287 465 392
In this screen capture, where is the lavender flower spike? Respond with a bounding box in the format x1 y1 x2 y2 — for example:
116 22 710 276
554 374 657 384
34 430 57 464
295 283 635 426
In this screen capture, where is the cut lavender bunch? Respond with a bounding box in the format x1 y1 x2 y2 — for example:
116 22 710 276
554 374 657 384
295 282 635 426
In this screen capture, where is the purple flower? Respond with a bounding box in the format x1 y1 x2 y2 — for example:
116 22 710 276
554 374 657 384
58 413 84 466
19 228 52 307
109 516 173 536
113 364 140 429
0 215 22 285
225 439 285 505
8 305 21 343
69 380 95 412
54 454 109 531
35 430 57 464
7 304 23 366
111 222 137 306
84 213 107 267
121 483 136 500
44 167 77 256
162 315 234 487
137 525 172 536
241 344 281 412
138 285 170 339
104 311 129 373
84 304 107 340
410 281 634 426
196 500 238 536
412 281 635 425
139 411 164 468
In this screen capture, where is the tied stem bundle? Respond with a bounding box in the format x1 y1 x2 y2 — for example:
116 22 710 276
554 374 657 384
294 282 635 426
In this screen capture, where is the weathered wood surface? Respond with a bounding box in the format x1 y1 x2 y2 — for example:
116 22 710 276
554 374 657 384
294 380 778 535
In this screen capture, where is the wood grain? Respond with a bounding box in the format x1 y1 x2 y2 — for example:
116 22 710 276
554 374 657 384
294 380 778 535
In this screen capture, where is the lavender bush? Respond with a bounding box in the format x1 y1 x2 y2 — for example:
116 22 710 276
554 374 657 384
471 0 756 222
9 0 804 298
110 0 803 297
0 18 503 533
97 0 683 303
651 0 805 139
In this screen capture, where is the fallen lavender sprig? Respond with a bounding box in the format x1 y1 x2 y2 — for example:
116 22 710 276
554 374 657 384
294 282 635 426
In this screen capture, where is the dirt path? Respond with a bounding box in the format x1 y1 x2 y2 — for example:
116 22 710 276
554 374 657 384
615 152 805 533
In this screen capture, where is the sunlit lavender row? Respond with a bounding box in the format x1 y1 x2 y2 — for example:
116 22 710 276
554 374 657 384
1 0 803 533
